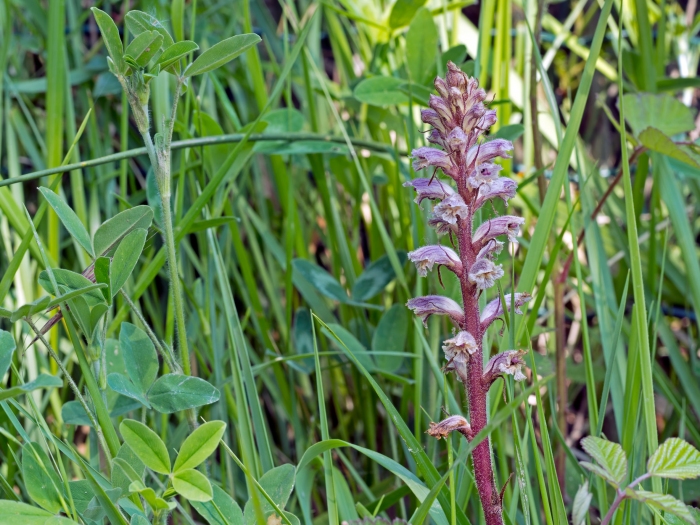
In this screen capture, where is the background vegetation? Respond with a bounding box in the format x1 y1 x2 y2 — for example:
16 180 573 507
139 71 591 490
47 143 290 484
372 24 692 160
1 0 700 523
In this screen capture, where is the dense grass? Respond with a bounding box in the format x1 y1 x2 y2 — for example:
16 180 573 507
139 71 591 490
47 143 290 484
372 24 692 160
2 1 700 524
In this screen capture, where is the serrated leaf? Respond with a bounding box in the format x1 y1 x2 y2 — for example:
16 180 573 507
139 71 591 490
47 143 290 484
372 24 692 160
172 469 213 502
124 31 163 68
93 206 153 257
119 322 158 395
91 8 125 74
156 40 198 73
110 229 147 296
580 461 623 487
39 188 94 256
185 34 261 77
623 93 696 137
581 436 627 486
626 489 696 524
191 484 244 525
148 374 220 413
173 421 226 473
648 438 700 480
572 481 592 525
405 8 438 85
22 443 64 514
0 329 16 379
119 419 170 474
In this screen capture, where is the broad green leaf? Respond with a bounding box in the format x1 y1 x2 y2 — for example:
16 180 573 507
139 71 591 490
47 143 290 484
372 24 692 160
0 329 16 378
146 169 164 227
119 322 158 394
185 34 261 78
130 516 151 525
10 296 51 323
489 124 526 142
0 500 78 525
94 257 111 303
119 419 170 474
325 324 375 372
372 304 408 372
64 294 92 336
647 438 700 480
75 456 128 525
388 0 427 28
243 464 296 524
626 489 696 524
352 251 408 301
623 93 696 137
46 283 107 311
107 373 150 407
191 484 244 525
38 269 104 307
572 481 592 525
405 8 438 85
172 469 213 502
155 40 198 73
68 479 94 515
148 374 220 413
124 11 174 49
111 228 147 296
0 374 62 402
111 444 145 495
39 188 93 256
129 481 174 511
173 421 226 473
61 400 93 426
581 436 627 486
354 76 409 107
124 31 163 68
638 127 700 168
111 458 143 486
261 108 306 133
21 442 64 514
292 259 347 302
91 8 125 74
292 308 314 372
93 205 153 257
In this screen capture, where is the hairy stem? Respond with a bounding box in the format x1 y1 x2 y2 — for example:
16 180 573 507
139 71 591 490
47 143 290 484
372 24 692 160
600 473 651 525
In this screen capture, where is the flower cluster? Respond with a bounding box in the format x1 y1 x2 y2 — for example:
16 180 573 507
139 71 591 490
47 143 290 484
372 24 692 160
404 62 529 525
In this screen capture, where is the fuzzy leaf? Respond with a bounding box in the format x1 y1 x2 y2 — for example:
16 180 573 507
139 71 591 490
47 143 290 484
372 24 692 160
648 438 700 480
124 11 174 49
91 8 125 74
156 40 198 73
185 34 261 78
581 436 627 486
124 31 163 68
626 489 696 524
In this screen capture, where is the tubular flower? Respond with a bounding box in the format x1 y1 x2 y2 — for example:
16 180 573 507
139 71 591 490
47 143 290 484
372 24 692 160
442 330 477 378
483 350 528 385
406 296 464 327
480 293 532 327
427 415 472 440
468 258 504 291
432 194 469 226
403 178 455 206
466 139 513 169
474 178 518 209
408 245 462 277
468 162 502 188
473 216 525 246
476 239 504 261
411 147 453 172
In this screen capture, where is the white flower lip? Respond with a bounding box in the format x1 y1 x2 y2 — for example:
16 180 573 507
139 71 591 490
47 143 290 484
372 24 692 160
473 215 525 245
484 350 528 383
433 194 469 225
480 292 531 327
403 177 455 206
408 245 462 277
468 258 505 290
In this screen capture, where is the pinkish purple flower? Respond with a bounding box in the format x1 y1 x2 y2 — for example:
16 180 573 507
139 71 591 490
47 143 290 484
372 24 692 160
421 109 446 133
480 293 531 327
468 163 503 188
446 127 468 155
403 177 455 206
411 147 452 172
407 295 464 327
468 258 504 290
427 414 472 440
442 330 477 377
433 194 469 226
473 215 524 245
466 139 513 168
474 178 518 209
476 239 504 261
483 350 528 384
429 94 453 123
408 245 462 277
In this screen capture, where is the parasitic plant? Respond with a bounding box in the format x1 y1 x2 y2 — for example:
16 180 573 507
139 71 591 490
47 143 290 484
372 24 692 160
405 62 530 525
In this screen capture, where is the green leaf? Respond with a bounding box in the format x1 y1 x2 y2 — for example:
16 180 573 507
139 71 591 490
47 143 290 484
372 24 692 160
0 374 62 402
61 400 93 426
173 421 226 473
155 40 198 73
94 257 111 303
626 489 696 524
111 443 145 495
572 481 592 525
191 484 244 525
647 438 700 480
638 127 700 168
124 31 163 68
580 436 627 486
352 251 407 301
130 515 151 525
243 464 296 524
388 0 427 28
68 479 94 515
38 187 93 257
0 329 16 378
129 481 175 511
405 8 438 85
124 11 174 49
489 124 525 142
38 269 104 307
91 8 125 74
292 259 348 302
324 324 375 372
261 108 306 133
148 374 220 413
110 229 147 296
0 500 78 525
354 76 409 107
46 283 107 311
172 469 213 502
111 458 143 487
21 442 64 514
10 296 51 323
119 419 171 474
623 92 696 137
372 304 408 372
93 205 153 257
119 322 158 395
107 373 150 407
185 34 262 78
